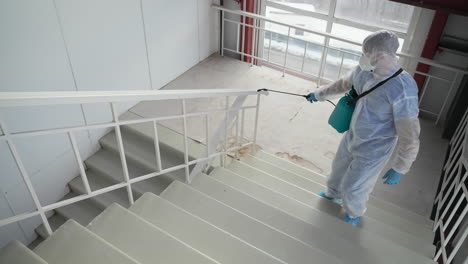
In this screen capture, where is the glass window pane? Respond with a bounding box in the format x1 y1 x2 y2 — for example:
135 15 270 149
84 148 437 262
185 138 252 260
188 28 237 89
331 24 373 46
266 6 327 44
286 38 307 71
303 42 324 77
323 50 360 81
268 0 330 15
268 32 288 66
331 23 405 52
335 0 414 32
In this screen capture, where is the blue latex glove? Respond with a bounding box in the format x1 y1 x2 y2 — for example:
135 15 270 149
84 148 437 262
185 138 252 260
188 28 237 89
382 168 402 185
306 92 318 103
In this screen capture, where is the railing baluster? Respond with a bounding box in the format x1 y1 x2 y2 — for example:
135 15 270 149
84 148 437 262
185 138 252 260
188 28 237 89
300 42 307 73
235 109 240 159
267 31 272 62
241 0 246 61
418 76 431 106
236 23 240 53
447 201 468 263
181 99 190 184
282 27 291 77
338 52 345 78
205 114 210 159
240 108 245 145
152 121 162 172
251 18 256 66
0 121 53 235
223 97 229 167
221 11 225 57
317 44 329 87
68 131 91 194
110 103 134 205
253 94 261 151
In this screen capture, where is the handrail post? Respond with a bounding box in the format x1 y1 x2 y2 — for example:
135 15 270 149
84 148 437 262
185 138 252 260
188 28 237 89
152 121 162 172
253 94 261 153
223 97 230 167
111 103 134 205
221 11 225 57
181 99 191 184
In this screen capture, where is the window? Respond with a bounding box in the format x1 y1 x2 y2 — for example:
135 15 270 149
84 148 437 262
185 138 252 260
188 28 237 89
262 0 416 82
269 0 331 15
335 0 414 33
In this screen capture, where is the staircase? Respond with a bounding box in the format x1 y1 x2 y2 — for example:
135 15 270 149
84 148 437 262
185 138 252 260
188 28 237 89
0 110 436 263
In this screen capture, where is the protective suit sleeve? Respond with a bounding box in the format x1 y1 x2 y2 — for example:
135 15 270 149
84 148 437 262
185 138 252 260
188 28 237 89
391 95 420 174
314 68 355 101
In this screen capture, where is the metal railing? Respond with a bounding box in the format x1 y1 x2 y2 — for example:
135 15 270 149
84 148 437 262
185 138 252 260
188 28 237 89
0 89 262 236
214 5 468 126
432 107 468 263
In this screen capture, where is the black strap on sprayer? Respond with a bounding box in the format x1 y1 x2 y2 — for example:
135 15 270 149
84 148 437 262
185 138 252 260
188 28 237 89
257 88 336 107
346 68 403 106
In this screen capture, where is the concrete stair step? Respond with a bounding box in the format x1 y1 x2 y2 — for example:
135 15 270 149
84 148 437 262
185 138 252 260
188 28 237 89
213 166 435 258
121 111 208 161
35 191 102 239
85 149 173 196
130 192 285 264
68 169 129 209
241 155 433 239
0 240 47 264
254 150 327 185
88 203 218 264
233 158 434 242
161 181 342 264
35 213 66 239
55 192 103 226
99 129 186 182
34 220 138 264
254 150 433 228
192 173 434 264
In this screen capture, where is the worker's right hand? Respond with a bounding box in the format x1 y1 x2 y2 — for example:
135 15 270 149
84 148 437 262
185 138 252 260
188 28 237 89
306 92 318 103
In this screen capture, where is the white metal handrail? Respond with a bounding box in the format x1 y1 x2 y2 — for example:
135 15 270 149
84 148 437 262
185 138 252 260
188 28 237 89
432 108 468 263
215 5 468 125
0 89 263 238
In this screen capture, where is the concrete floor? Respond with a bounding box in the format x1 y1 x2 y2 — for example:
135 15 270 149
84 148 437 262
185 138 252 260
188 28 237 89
129 54 448 218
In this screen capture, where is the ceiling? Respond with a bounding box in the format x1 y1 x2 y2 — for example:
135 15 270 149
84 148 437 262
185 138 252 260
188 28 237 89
390 0 468 16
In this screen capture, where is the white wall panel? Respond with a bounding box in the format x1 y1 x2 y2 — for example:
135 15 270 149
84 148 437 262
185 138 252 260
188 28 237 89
0 0 218 247
142 0 200 89
199 0 219 61
54 0 151 91
0 193 28 248
0 0 76 92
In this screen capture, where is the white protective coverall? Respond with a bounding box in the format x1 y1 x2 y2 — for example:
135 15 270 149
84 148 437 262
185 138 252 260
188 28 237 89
314 30 420 218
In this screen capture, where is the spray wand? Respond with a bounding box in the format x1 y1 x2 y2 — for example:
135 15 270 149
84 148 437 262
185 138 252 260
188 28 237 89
257 88 336 107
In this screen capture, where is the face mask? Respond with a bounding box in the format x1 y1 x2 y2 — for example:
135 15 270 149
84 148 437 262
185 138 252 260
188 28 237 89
359 55 374 72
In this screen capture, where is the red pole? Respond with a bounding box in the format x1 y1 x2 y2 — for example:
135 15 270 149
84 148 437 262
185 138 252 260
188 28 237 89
414 11 449 90
241 0 255 63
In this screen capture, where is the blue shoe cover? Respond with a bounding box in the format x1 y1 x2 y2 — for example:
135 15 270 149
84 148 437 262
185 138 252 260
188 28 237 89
344 214 361 226
318 190 342 204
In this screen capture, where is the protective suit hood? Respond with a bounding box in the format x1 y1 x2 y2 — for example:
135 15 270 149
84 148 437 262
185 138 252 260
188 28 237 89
360 30 400 78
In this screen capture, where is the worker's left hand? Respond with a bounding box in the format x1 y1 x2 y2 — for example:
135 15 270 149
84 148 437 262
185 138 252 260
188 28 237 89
306 92 318 103
383 168 402 185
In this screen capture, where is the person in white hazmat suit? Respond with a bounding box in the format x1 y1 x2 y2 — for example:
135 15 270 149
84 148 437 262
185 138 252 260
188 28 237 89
306 30 420 226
